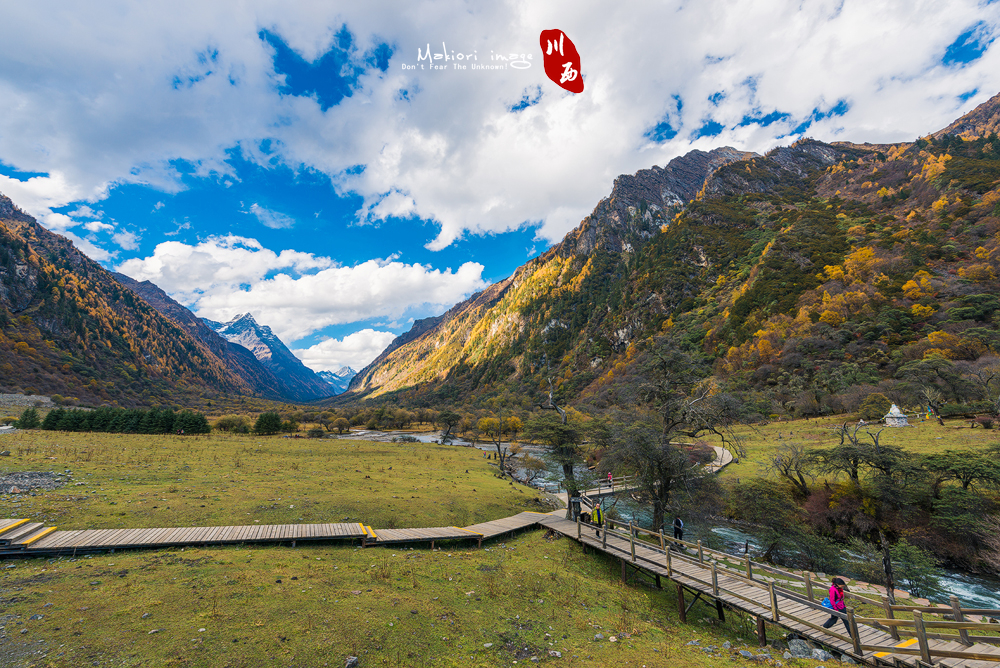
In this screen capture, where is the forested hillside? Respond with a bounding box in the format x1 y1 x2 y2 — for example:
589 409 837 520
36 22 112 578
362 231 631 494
346 92 1000 419
0 195 253 407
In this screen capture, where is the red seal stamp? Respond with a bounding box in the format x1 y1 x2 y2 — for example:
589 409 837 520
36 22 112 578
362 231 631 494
539 29 583 93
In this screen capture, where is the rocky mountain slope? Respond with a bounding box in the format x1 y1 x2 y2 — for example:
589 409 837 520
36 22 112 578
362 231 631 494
205 313 333 401
348 93 1000 415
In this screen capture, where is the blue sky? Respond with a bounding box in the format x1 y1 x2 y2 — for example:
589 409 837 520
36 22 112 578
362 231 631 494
1 1 999 371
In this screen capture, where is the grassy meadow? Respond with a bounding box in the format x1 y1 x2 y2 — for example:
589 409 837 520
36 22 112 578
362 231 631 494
721 414 1000 480
0 431 817 668
0 432 546 531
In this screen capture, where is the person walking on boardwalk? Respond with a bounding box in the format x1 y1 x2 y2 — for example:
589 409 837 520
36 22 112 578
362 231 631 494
592 503 604 537
672 517 684 545
821 577 852 637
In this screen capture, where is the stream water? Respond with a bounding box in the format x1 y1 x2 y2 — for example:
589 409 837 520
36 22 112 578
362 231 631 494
366 430 1000 609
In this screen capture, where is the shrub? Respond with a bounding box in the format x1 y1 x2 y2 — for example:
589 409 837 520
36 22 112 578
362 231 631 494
213 414 251 433
253 412 282 435
14 407 40 429
307 427 325 439
859 393 892 421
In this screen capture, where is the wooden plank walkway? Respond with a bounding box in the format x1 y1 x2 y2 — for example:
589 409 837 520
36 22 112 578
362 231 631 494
0 512 545 556
0 519 368 555
538 514 1000 668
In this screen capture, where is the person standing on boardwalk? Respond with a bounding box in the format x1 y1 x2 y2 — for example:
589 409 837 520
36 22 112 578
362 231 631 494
591 503 604 537
821 578 851 636
672 517 684 544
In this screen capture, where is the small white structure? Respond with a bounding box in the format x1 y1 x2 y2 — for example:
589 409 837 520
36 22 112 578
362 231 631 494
884 404 908 427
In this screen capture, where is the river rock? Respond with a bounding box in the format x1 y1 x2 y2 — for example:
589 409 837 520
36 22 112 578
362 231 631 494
812 648 834 661
345 657 360 668
788 639 813 658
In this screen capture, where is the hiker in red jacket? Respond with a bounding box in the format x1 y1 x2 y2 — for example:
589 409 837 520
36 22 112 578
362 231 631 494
821 577 851 636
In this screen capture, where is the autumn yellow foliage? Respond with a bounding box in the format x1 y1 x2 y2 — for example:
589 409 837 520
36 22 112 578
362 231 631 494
958 263 996 281
819 310 844 326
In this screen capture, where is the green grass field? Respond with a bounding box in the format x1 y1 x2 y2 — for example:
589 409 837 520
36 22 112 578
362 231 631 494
1 432 546 530
0 431 813 668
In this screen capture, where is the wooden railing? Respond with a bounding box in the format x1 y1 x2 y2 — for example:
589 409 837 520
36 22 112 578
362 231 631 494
572 516 1000 665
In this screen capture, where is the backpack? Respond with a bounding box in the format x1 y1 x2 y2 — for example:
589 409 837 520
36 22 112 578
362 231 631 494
821 597 832 609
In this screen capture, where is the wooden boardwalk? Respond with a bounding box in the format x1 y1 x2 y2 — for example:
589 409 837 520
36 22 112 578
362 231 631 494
539 513 1000 668
0 520 368 555
0 512 546 556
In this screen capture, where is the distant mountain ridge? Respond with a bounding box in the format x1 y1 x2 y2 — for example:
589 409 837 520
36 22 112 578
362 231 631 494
204 313 334 401
317 367 356 394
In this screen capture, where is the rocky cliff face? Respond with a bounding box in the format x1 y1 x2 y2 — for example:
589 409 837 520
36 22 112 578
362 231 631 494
205 313 334 401
557 146 755 257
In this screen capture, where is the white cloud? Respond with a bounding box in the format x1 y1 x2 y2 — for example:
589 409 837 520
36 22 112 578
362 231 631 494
115 235 487 342
68 205 101 218
248 203 295 229
84 220 114 233
112 229 141 250
163 220 191 236
0 1 997 256
292 329 398 371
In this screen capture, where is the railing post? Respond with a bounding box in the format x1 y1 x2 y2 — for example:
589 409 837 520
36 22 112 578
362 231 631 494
676 583 686 623
577 514 581 539
659 529 665 551
913 611 932 664
756 615 767 647
666 545 672 577
711 561 719 596
847 608 862 655
602 522 607 550
804 571 813 601
745 555 752 580
628 522 636 562
768 581 779 622
697 540 704 563
950 595 971 646
883 596 899 641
